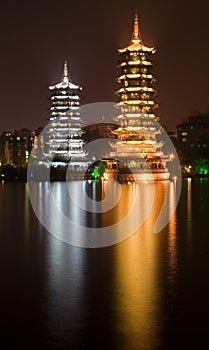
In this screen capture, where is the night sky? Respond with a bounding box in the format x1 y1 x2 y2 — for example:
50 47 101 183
1 0 209 132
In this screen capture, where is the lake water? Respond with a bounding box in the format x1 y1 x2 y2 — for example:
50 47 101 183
0 178 209 349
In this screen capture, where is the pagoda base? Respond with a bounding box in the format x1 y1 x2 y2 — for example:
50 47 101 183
103 168 170 182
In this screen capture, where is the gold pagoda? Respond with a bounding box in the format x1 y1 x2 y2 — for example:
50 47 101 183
108 14 170 181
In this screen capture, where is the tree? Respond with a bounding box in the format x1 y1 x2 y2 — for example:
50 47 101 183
195 158 209 175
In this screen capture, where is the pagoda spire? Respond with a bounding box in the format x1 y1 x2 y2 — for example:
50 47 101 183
118 12 155 53
132 12 143 44
63 61 70 83
133 12 139 40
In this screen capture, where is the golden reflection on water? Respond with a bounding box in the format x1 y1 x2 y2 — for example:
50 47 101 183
112 181 177 349
167 182 177 275
186 178 192 241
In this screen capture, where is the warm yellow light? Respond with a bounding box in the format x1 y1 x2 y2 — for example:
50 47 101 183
103 172 109 181
184 165 191 173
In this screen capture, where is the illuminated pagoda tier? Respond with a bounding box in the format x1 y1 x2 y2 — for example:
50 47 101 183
109 13 169 180
47 61 87 168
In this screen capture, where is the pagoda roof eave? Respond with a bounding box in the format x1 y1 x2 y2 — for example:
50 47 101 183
108 140 156 147
118 44 156 54
116 87 154 94
49 61 82 91
49 81 82 90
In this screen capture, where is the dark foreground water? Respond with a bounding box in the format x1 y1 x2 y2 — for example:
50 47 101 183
0 178 209 349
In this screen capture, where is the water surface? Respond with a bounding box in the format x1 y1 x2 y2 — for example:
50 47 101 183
0 179 209 349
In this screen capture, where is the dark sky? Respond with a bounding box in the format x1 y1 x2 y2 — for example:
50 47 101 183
1 0 209 132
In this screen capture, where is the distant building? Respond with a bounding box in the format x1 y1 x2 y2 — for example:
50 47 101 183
167 131 177 150
177 114 209 162
83 123 118 143
0 128 35 166
0 131 12 164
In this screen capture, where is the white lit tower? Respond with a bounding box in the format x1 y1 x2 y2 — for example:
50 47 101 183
110 14 169 180
47 61 86 167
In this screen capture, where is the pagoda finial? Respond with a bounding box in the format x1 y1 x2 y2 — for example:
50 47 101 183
63 61 69 82
133 12 139 39
118 13 155 54
131 12 144 45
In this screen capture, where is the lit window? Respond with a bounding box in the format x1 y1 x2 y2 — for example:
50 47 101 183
182 138 186 142
141 68 147 74
182 132 187 136
131 68 139 74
